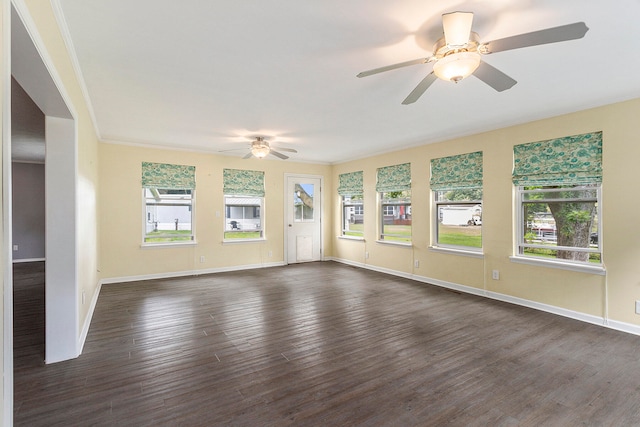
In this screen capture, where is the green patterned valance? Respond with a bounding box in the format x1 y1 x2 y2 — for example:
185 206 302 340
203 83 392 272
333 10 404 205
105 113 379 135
337 171 363 196
141 162 195 189
223 168 265 197
376 163 411 192
513 131 602 186
430 151 483 191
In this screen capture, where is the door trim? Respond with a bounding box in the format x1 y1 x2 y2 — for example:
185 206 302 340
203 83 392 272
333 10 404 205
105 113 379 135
283 173 324 265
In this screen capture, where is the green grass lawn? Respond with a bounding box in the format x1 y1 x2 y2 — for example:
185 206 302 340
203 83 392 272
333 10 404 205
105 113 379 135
438 224 482 248
224 231 262 239
381 224 411 243
145 229 193 242
344 223 364 237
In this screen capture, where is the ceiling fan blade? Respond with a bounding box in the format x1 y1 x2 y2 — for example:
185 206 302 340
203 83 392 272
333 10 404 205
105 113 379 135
357 57 433 78
242 152 253 159
473 61 517 92
481 22 588 54
401 72 438 105
273 147 297 153
270 150 289 160
442 11 474 46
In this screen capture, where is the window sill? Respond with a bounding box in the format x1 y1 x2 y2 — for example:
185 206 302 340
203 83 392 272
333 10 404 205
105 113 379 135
429 246 484 259
222 238 266 245
338 235 365 242
141 241 197 249
376 240 412 248
509 256 606 275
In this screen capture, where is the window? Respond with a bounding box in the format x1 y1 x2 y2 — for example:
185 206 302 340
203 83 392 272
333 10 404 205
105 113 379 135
144 189 194 242
224 196 263 239
513 132 602 266
379 190 411 242
142 162 196 244
342 195 364 237
377 162 411 243
430 151 483 250
517 185 601 263
435 189 482 249
223 168 265 240
338 171 364 238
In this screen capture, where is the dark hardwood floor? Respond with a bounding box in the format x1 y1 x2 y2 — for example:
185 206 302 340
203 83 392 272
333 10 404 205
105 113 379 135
13 261 640 426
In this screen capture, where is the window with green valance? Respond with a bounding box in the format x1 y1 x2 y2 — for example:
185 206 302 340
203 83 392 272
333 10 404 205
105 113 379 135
141 162 196 189
223 168 265 197
430 151 483 191
376 163 411 192
337 171 363 196
512 131 602 186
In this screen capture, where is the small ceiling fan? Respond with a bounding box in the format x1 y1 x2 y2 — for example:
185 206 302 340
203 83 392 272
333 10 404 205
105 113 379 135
220 137 298 160
357 12 589 104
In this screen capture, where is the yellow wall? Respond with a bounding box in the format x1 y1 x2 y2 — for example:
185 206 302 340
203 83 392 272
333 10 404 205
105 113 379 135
333 98 640 327
98 143 332 279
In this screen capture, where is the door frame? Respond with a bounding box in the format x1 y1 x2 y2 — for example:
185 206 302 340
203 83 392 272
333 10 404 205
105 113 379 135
283 173 324 264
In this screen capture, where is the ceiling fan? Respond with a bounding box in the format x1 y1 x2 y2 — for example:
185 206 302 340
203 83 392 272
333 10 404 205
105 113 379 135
357 12 589 104
220 137 298 160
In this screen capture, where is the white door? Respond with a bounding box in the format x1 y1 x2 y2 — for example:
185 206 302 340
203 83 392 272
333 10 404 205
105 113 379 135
286 175 322 263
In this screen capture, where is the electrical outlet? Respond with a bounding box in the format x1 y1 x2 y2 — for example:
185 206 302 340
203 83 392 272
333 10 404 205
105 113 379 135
636 300 640 315
268 250 272 257
365 251 369 259
13 245 18 251
414 260 419 268
215 211 220 217
200 256 205 263
492 270 500 280
82 291 86 305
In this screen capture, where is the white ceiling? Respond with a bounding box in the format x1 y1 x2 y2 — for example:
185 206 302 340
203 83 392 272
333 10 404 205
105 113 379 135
53 0 640 164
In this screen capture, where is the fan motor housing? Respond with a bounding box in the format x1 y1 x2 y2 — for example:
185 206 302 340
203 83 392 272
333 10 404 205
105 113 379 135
433 32 481 59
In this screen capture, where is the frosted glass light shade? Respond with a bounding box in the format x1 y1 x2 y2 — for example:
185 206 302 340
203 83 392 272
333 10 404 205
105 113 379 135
433 51 481 83
251 145 270 158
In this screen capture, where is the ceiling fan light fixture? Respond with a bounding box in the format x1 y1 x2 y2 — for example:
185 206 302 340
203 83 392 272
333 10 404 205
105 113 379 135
251 138 270 158
433 51 481 83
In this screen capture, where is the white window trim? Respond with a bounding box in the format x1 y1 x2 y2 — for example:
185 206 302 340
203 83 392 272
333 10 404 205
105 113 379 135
142 188 195 245
429 246 484 258
514 185 602 269
338 235 365 242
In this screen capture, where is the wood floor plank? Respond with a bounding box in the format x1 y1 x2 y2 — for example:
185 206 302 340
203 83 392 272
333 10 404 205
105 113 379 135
13 261 640 426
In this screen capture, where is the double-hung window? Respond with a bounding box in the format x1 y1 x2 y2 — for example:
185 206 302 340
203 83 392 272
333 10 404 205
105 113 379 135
223 168 265 240
513 132 602 265
338 171 364 238
431 151 483 250
377 163 411 243
142 162 196 244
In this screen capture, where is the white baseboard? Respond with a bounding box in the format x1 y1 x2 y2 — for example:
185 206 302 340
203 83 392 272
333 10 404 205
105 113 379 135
78 280 102 355
100 261 287 285
328 257 640 337
12 257 45 263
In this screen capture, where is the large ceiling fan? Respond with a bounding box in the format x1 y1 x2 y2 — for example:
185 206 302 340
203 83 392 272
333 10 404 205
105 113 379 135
220 137 298 160
357 12 589 104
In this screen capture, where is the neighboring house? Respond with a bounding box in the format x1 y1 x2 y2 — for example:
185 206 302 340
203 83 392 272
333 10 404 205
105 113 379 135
440 205 482 226
225 197 262 231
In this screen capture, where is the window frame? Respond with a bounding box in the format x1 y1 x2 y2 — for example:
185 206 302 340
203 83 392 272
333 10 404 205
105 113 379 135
223 194 265 241
515 185 602 266
341 194 364 238
142 187 195 245
378 190 411 244
433 189 482 252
